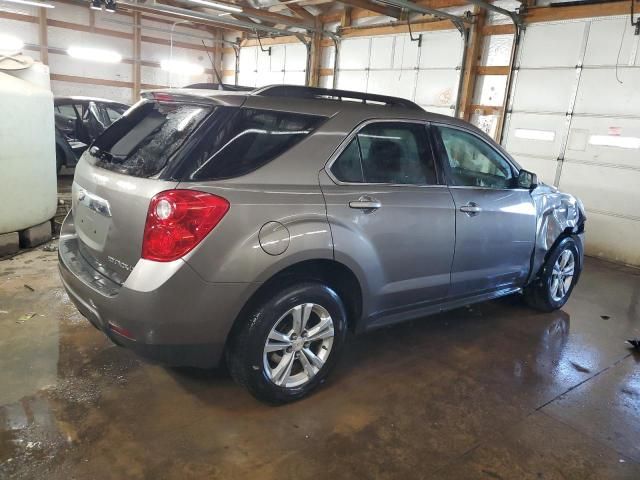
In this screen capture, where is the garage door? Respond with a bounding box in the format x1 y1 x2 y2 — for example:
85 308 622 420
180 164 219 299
237 43 307 88
336 30 464 116
502 16 640 266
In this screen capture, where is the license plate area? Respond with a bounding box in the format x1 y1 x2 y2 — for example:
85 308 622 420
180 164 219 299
75 188 112 250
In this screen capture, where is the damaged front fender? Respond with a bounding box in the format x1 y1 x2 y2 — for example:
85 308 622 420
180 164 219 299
528 183 586 283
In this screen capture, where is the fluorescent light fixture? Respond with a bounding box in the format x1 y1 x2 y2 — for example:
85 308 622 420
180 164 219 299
161 59 205 76
514 128 555 142
1 0 54 7
185 0 242 13
589 135 640 149
0 34 24 54
67 46 122 63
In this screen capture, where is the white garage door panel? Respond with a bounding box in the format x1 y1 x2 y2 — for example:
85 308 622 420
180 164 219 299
566 116 640 169
283 71 306 85
511 154 558 185
415 70 459 108
237 43 306 87
393 35 420 69
257 50 271 73
559 163 640 220
419 31 463 68
336 31 463 112
573 68 640 116
339 38 370 69
511 69 576 112
285 44 307 71
519 22 586 68
270 46 286 72
583 18 639 66
370 37 394 69
238 70 257 88
367 70 416 98
336 70 368 91
257 71 286 87
582 212 640 266
503 17 640 265
504 113 565 159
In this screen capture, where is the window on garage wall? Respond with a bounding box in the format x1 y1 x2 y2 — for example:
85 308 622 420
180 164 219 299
335 30 465 116
238 43 307 88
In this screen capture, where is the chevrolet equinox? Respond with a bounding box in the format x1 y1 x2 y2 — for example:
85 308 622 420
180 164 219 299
59 85 586 404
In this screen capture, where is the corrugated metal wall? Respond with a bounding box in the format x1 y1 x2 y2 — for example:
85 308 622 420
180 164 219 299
0 1 215 104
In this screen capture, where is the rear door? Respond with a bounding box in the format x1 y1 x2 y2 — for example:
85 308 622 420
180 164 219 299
432 124 536 298
320 120 455 323
71 97 214 283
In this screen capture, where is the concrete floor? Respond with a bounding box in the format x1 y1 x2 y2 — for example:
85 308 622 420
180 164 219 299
1 242 639 479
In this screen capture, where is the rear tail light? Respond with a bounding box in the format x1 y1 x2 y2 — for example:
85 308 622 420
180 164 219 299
142 190 229 262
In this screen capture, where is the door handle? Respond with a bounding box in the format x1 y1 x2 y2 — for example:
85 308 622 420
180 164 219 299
460 202 482 216
349 196 381 211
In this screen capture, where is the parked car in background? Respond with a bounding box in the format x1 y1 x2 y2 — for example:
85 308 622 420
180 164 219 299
54 96 128 173
58 85 586 404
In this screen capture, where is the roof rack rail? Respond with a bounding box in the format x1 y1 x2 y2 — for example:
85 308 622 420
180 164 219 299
252 85 422 110
184 83 254 92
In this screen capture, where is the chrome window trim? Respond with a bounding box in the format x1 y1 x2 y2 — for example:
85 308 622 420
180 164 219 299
324 118 443 188
431 122 525 191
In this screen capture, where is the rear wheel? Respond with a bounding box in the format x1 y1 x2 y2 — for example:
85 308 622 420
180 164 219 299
226 282 347 404
524 236 581 312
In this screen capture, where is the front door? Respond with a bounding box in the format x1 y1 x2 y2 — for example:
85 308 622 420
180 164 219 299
432 124 536 299
320 120 456 323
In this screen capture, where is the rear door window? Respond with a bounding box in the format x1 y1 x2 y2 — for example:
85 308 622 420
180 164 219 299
91 101 212 178
179 108 325 181
330 122 437 185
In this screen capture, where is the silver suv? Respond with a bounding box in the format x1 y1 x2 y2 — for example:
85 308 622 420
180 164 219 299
59 85 586 404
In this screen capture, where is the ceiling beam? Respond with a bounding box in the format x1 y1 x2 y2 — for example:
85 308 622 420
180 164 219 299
285 4 317 23
339 0 402 19
237 4 316 28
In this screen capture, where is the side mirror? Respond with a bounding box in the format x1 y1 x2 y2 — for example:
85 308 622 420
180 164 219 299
517 169 538 190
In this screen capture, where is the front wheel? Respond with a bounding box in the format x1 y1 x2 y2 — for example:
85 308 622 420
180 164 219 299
226 282 347 404
524 236 582 312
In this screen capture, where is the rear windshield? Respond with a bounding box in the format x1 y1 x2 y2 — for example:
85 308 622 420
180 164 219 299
172 107 325 181
91 102 324 180
91 100 212 177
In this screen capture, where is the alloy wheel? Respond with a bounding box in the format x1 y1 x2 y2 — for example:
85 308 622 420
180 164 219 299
550 249 575 302
263 303 335 388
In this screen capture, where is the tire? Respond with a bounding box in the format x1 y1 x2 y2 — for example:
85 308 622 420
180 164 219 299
226 282 347 404
523 236 581 312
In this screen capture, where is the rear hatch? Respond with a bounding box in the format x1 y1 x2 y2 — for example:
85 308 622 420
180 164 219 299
72 93 221 284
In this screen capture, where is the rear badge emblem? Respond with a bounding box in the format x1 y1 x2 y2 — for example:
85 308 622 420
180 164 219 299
107 256 133 272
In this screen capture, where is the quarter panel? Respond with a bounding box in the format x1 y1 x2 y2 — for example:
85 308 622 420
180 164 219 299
179 183 334 283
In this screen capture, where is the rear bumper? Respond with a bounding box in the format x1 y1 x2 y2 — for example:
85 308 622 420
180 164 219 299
58 212 257 368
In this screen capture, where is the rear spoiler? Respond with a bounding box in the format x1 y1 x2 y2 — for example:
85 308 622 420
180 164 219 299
139 90 246 108
184 82 254 92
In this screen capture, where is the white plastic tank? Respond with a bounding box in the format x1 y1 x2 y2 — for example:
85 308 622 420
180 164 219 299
0 60 57 234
